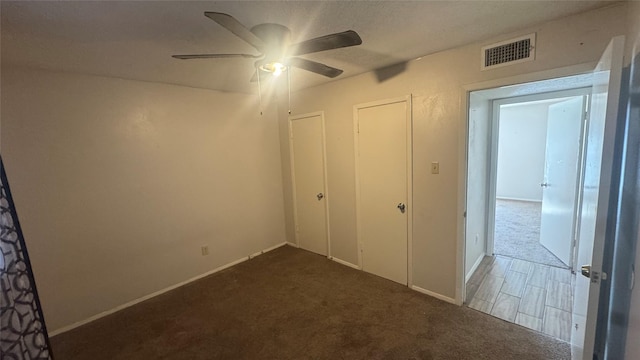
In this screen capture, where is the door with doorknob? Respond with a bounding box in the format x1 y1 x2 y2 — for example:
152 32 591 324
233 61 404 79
355 97 411 285
538 96 586 267
290 112 329 256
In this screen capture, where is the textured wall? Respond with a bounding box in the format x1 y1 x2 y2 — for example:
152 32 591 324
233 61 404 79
1 68 286 332
278 4 627 301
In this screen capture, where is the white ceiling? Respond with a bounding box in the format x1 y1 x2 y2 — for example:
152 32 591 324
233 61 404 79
1 1 616 94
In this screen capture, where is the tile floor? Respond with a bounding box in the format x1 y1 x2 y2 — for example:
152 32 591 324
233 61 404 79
465 255 575 342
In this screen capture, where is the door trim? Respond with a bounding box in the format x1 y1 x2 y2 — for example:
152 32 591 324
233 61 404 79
288 111 331 257
353 95 413 286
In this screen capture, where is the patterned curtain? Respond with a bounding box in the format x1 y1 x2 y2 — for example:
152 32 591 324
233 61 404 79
0 158 53 359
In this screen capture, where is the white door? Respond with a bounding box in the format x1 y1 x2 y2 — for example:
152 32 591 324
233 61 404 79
539 96 586 266
571 36 625 359
290 113 329 256
355 97 411 285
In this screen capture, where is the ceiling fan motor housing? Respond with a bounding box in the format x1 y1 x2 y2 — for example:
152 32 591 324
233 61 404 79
251 23 291 65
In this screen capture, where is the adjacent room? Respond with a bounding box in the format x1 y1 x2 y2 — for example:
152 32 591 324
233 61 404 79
2 1 640 359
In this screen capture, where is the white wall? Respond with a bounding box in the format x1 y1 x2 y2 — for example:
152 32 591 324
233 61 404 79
0 67 286 332
496 102 549 202
464 93 490 281
278 4 627 301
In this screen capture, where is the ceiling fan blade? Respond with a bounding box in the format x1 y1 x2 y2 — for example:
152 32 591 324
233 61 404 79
288 58 343 78
204 12 265 52
290 30 362 56
172 54 261 60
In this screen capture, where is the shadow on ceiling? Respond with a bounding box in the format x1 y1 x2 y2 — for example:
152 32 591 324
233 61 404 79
373 61 408 83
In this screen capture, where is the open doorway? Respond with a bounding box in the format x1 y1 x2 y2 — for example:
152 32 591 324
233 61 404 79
462 36 625 355
491 89 590 270
463 76 593 342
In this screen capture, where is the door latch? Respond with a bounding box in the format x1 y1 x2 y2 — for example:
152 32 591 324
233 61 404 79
397 203 406 213
317 193 324 200
581 265 606 283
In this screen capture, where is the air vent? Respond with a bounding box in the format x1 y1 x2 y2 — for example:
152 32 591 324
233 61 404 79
481 33 536 70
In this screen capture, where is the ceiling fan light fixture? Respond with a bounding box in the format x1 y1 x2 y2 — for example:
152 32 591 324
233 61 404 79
259 61 288 77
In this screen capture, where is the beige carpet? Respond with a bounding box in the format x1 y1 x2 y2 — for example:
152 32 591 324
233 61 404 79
494 199 567 268
51 246 570 359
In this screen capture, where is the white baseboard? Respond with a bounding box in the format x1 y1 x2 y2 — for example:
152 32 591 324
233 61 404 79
328 256 361 270
49 241 287 337
465 254 485 283
495 196 542 203
249 242 287 259
286 241 299 248
411 285 457 305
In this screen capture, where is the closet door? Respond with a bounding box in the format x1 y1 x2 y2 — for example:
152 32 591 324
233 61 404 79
290 112 329 256
355 97 411 285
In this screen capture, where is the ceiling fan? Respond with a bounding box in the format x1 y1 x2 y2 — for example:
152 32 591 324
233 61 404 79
172 12 363 81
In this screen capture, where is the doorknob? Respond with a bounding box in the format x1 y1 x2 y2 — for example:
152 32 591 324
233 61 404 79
317 193 324 200
397 203 406 213
581 265 591 278
540 182 549 188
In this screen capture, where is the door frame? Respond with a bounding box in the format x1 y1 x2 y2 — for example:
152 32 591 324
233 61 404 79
288 111 331 256
458 63 598 304
353 95 413 286
486 87 591 270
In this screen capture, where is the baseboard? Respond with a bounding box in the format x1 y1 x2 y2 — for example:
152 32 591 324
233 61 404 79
49 242 287 337
286 241 299 248
411 285 457 305
465 254 485 283
328 256 361 270
495 196 542 203
249 242 287 259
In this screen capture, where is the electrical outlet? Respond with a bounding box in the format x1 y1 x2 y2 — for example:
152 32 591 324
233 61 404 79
431 161 440 174
201 246 209 256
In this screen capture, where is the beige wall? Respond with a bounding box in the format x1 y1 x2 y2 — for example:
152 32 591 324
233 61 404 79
278 4 627 300
1 67 286 332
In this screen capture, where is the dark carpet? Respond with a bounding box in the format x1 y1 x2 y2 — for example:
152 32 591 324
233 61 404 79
51 245 570 359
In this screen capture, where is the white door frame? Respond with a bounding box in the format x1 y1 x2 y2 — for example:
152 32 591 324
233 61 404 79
288 111 331 257
353 95 413 286
486 87 591 269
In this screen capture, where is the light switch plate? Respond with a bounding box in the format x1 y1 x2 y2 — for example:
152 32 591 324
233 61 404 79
431 161 440 174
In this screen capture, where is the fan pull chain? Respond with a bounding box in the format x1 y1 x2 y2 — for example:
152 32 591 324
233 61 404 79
288 67 292 115
256 68 263 116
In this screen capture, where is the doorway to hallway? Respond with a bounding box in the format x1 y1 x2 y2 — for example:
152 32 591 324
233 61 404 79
463 36 625 356
491 90 589 270
464 80 592 343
